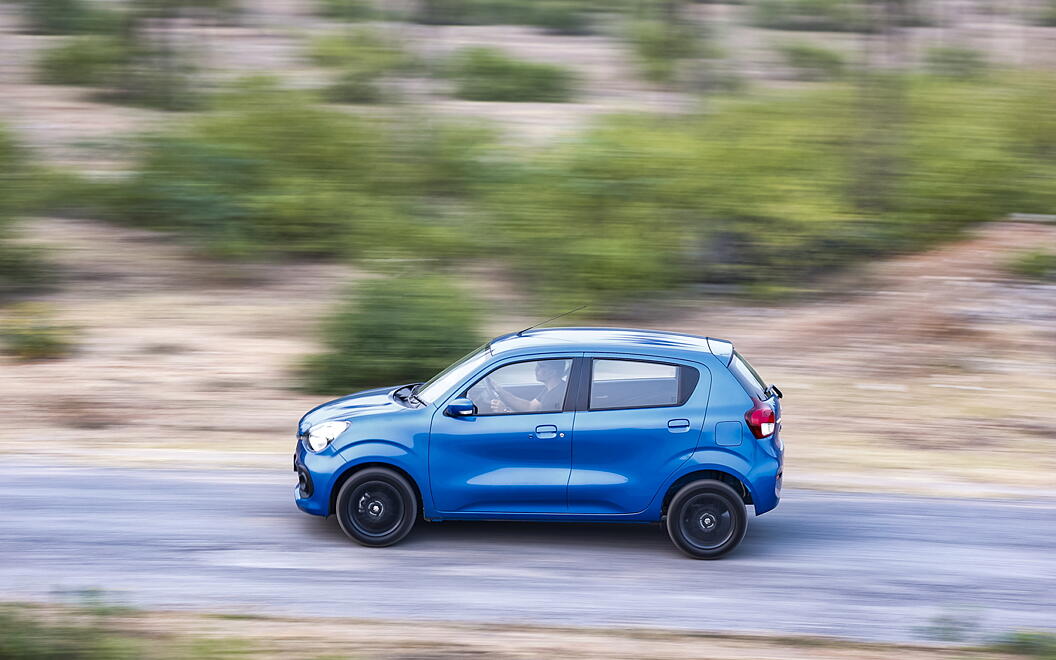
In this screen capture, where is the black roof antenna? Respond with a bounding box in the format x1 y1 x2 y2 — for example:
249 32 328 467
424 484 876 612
516 305 586 337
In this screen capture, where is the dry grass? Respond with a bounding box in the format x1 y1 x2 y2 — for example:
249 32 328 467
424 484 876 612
14 604 1026 660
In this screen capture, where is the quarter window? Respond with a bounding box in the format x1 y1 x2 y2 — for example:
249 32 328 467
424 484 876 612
464 359 573 415
589 359 697 410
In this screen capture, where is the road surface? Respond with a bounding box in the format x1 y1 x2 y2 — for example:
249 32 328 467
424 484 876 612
1 463 1053 643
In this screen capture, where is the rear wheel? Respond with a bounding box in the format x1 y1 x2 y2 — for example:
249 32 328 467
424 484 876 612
335 468 417 547
665 479 747 559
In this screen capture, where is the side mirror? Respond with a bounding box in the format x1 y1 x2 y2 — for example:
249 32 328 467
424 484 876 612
444 398 477 418
770 384 783 399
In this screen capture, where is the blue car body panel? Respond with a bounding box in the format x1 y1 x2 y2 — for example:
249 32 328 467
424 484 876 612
294 328 783 523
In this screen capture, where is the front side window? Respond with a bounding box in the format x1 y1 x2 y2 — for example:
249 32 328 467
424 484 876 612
589 359 696 410
465 359 572 415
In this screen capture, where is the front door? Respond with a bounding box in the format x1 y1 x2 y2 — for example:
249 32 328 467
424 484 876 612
429 357 577 514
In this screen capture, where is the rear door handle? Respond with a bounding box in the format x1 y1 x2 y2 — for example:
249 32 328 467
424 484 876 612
668 419 691 432
535 424 558 439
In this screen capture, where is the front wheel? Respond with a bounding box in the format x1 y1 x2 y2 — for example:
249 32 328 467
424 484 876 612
335 467 417 547
665 479 747 559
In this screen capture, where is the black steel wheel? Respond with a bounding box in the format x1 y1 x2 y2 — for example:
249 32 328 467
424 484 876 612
665 479 747 559
335 467 417 547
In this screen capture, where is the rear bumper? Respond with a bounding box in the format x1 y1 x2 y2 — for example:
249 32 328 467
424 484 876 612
748 460 781 516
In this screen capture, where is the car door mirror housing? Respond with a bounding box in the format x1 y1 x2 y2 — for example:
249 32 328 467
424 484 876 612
444 398 477 418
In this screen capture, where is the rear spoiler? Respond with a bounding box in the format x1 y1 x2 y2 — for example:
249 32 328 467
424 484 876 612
707 338 734 365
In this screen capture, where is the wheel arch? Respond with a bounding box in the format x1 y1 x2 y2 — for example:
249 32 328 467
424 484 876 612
661 468 754 515
328 461 425 518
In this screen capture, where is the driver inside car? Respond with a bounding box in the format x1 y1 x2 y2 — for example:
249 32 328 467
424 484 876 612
487 361 567 413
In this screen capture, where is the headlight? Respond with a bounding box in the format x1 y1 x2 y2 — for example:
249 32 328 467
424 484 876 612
305 421 349 452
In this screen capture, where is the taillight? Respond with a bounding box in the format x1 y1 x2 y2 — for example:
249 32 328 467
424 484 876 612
745 402 776 439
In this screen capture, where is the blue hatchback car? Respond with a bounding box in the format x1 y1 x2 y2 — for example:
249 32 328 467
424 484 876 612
294 328 783 558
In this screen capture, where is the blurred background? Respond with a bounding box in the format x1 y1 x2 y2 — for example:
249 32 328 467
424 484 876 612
0 0 1054 656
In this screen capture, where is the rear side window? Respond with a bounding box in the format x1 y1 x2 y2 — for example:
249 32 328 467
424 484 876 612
589 359 699 410
728 351 768 400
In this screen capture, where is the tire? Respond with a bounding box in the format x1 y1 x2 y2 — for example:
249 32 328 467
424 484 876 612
335 467 417 547
665 479 747 559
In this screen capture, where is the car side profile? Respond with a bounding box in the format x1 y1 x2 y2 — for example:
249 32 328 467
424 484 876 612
294 327 783 558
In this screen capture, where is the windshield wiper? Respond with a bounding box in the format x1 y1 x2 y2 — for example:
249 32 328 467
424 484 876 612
408 383 426 406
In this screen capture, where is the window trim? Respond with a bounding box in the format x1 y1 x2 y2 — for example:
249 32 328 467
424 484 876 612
459 357 577 417
584 357 699 412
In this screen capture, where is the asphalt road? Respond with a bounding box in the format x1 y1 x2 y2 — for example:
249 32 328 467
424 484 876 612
1 463 1053 643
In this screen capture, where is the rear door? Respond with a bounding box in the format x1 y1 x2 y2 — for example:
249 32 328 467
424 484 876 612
567 354 711 514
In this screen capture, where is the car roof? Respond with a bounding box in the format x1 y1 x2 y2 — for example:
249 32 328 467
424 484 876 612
486 327 733 362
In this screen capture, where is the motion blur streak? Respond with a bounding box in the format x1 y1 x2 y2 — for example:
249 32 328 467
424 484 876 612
0 0 1054 655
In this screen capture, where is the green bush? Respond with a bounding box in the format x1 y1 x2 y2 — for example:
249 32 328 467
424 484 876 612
304 275 484 393
19 0 124 35
415 0 528 24
1035 0 1056 26
627 19 702 84
1006 251 1056 281
0 604 253 658
413 0 594 32
96 43 202 111
776 41 846 80
308 31 414 70
35 36 130 86
448 47 577 102
924 45 987 79
477 76 1056 305
531 1 593 34
751 0 871 32
0 126 52 297
0 303 73 360
316 0 375 20
89 80 491 259
993 631 1056 658
32 28 202 110
309 31 416 104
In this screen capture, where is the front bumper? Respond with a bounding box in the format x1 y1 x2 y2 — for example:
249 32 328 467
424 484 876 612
293 441 345 517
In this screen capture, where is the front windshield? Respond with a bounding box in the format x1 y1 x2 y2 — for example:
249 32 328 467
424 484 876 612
415 345 490 405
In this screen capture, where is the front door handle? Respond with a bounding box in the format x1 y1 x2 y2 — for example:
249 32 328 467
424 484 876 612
535 424 558 439
667 419 691 432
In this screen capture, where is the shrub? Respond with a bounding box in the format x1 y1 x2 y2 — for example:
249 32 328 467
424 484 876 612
993 631 1056 658
316 0 375 20
751 0 870 32
1036 0 1056 26
413 0 594 32
32 27 202 110
95 42 203 111
308 30 413 70
90 80 492 259
0 303 74 360
1006 251 1056 281
0 604 254 658
415 0 529 24
19 0 124 35
0 126 52 296
627 19 702 84
309 30 415 103
35 35 130 86
477 76 1056 305
304 275 484 393
532 1 593 35
448 47 577 102
924 45 987 79
776 41 846 80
